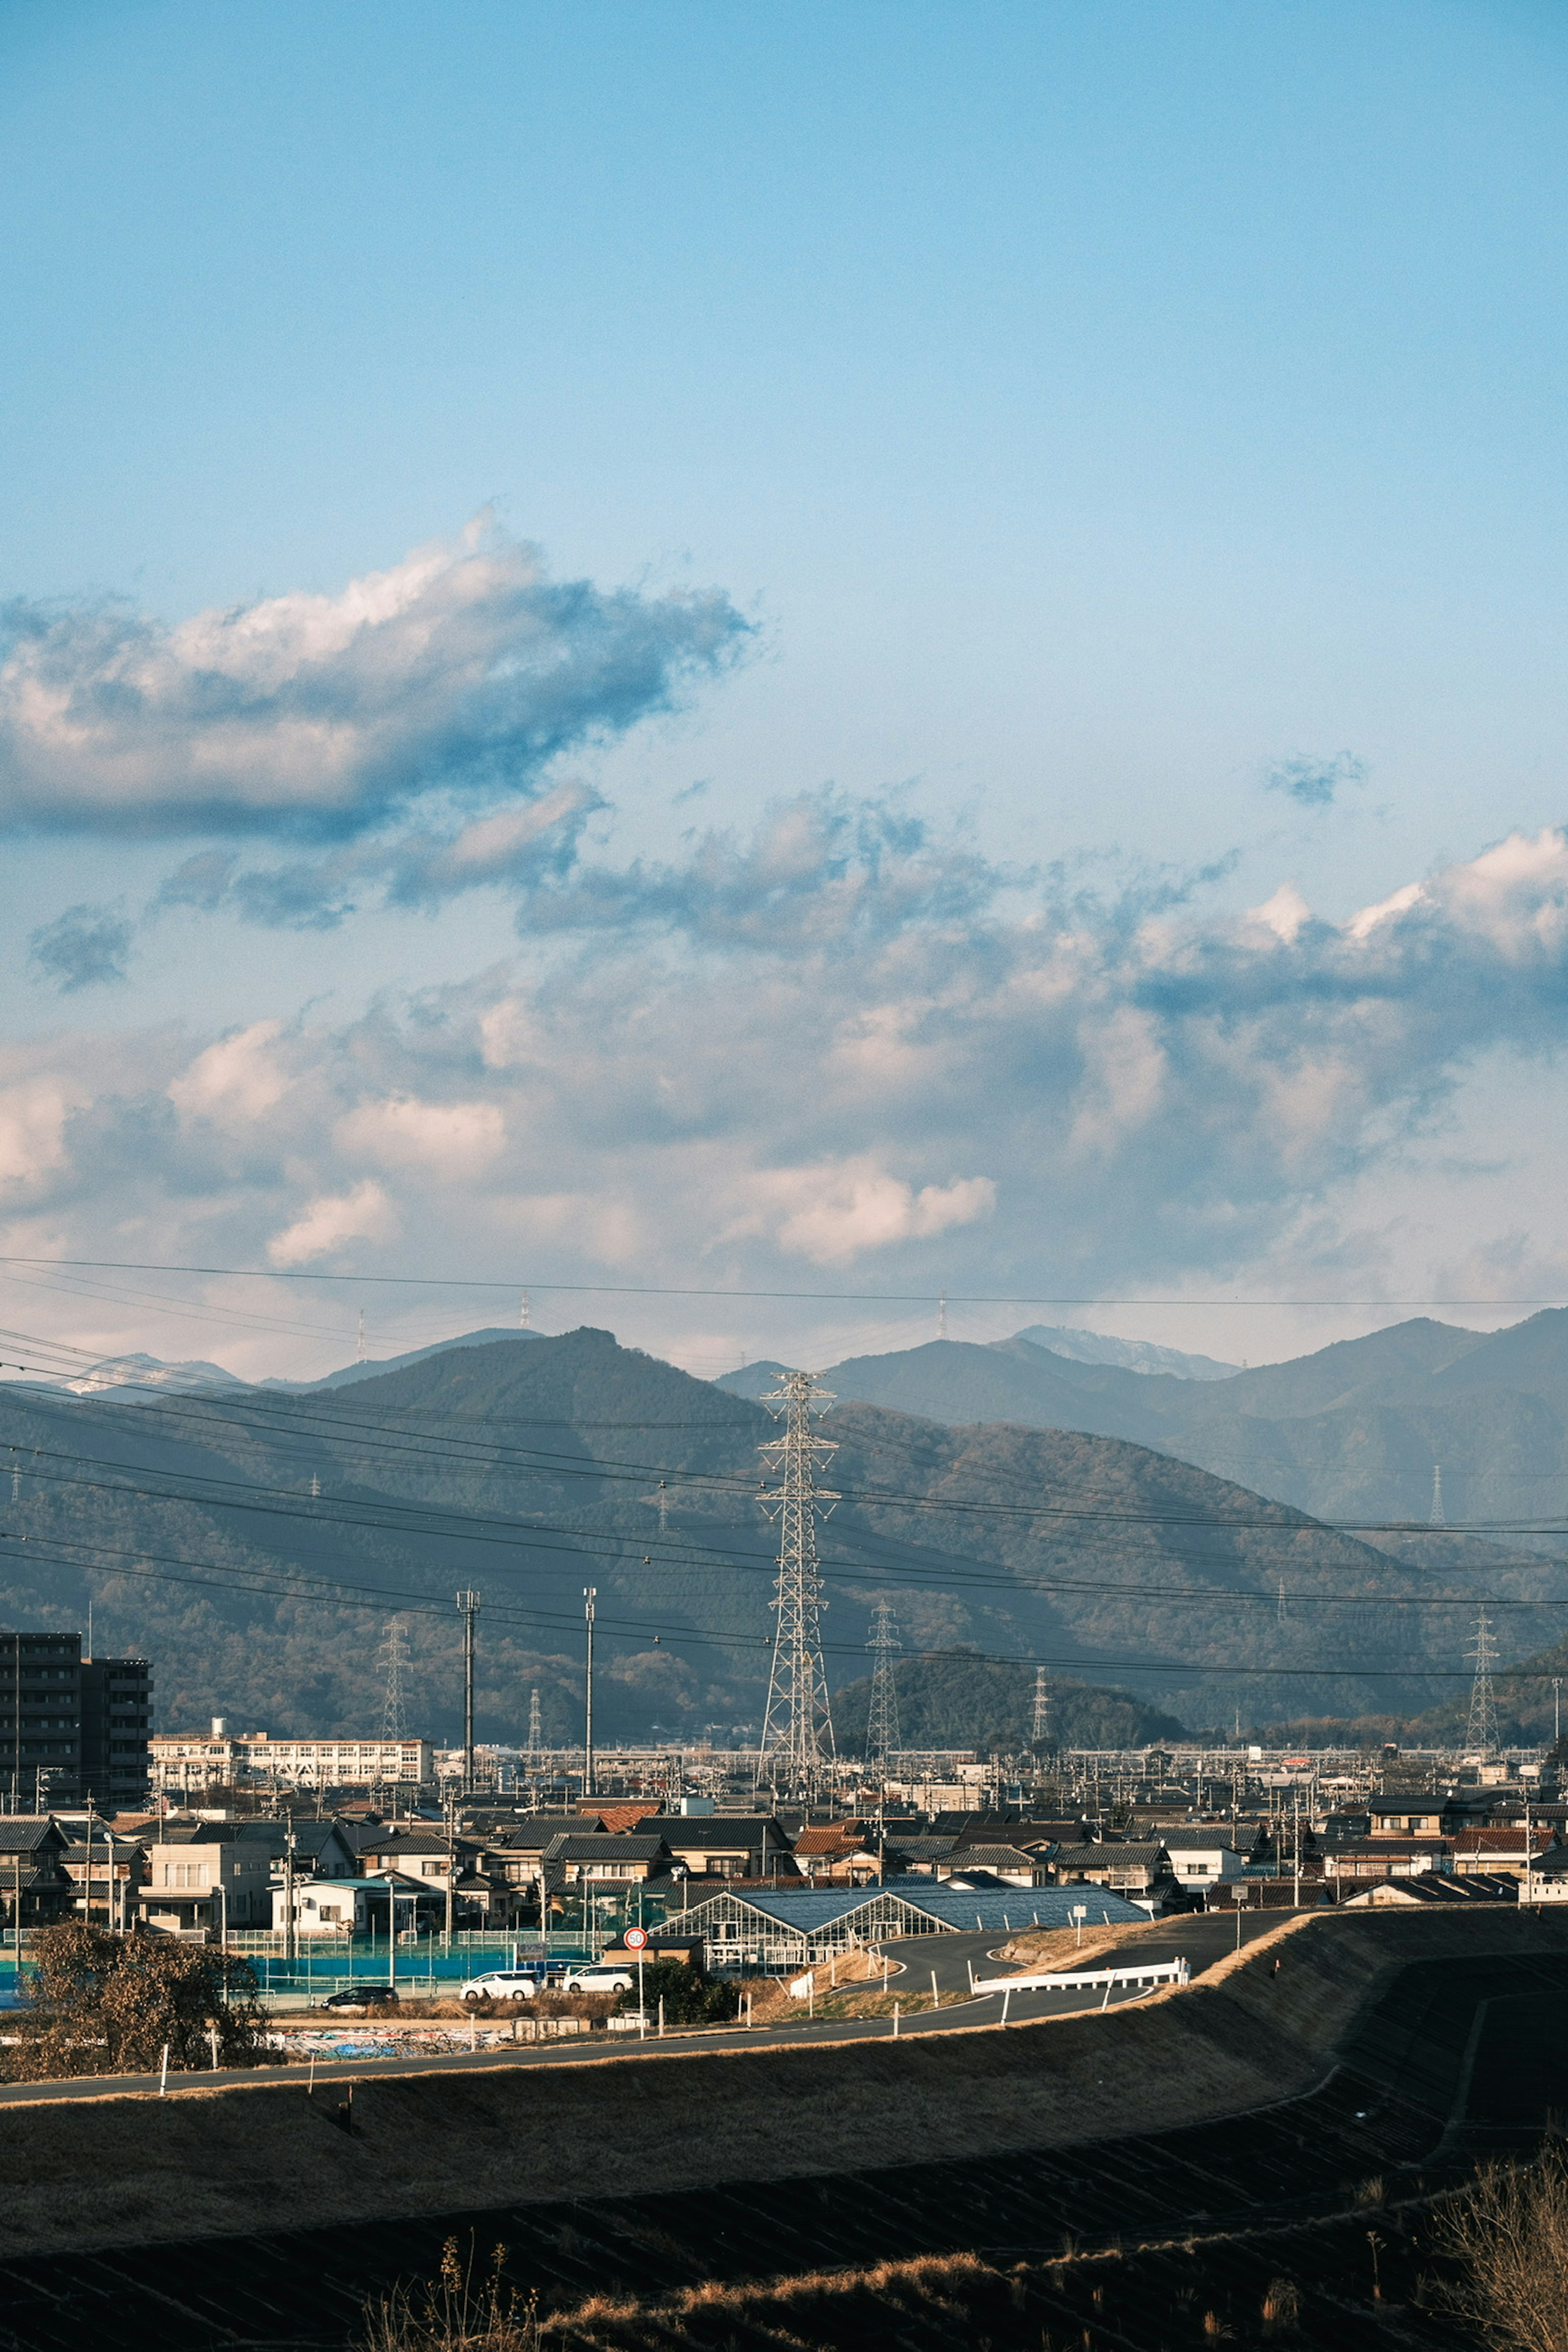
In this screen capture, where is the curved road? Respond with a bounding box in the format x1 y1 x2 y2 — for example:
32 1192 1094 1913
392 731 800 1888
0 1909 1288 2107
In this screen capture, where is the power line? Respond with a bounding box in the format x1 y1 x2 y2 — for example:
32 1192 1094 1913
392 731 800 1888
1 1248 1566 1305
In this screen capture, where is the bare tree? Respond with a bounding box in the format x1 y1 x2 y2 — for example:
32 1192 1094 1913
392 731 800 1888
1433 2144 1568 2352
2 1922 270 2080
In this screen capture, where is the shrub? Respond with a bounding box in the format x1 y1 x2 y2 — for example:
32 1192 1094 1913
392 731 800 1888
2 1921 272 2080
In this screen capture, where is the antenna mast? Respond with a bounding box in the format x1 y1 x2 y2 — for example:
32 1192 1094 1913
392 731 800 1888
1466 1609 1499 1757
379 1617 410 1740
755 1371 838 1797
864 1601 902 1774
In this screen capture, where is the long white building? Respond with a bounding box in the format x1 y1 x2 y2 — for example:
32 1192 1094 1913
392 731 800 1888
149 1725 432 1792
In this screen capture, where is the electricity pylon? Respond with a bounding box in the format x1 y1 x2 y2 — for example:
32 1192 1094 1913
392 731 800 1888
1466 1609 1499 1757
1429 1464 1446 1528
864 1601 902 1773
755 1371 838 1796
526 1687 542 1760
1031 1665 1051 1751
378 1617 410 1741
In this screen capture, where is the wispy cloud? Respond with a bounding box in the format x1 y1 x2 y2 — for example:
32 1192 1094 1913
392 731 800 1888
0 516 750 838
1263 749 1367 806
27 903 134 991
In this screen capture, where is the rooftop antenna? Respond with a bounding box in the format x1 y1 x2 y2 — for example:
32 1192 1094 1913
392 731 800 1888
1429 1464 1446 1528
864 1601 902 1773
519 1290 530 1330
755 1371 838 1798
1466 1609 1499 1758
356 1310 367 1363
937 1290 947 1342
378 1617 410 1741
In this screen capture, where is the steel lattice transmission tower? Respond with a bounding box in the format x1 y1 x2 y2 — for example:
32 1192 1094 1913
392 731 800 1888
864 1601 902 1773
378 1617 410 1741
526 1687 542 1760
1429 1464 1446 1528
1031 1665 1051 1751
1466 1609 1500 1757
755 1371 839 1795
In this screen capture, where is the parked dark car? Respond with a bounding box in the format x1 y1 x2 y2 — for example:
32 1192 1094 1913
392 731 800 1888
320 1984 398 2011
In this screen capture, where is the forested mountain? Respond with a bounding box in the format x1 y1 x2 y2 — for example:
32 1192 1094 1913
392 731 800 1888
719 1312 1568 1549
2 1325 1556 1744
832 1653 1185 1756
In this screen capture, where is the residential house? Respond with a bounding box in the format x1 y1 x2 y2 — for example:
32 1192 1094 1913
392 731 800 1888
58 1821 144 1927
1160 1827 1247 1889
1341 1871 1517 1908
1368 1800 1446 1838
1450 1825 1558 1881
659 1814 792 1882
0 1817 76 1924
1049 1840 1170 1897
940 1842 1052 1889
353 1826 456 1891
270 1873 443 1937
542 1832 674 1891
137 1822 276 1934
1319 1838 1452 1891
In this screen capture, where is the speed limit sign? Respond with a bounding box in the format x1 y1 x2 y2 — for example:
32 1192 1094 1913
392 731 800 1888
624 1927 648 1950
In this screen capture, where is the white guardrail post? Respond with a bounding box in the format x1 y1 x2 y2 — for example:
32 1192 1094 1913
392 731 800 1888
970 1957 1190 1998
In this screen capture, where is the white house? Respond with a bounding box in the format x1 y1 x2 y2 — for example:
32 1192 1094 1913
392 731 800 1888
1158 1828 1246 1886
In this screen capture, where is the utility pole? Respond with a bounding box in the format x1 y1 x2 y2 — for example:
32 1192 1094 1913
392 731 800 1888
1555 1678 1563 1751
283 1824 296 1965
456 1591 480 1794
864 1602 902 1776
755 1372 838 1799
583 1588 597 1799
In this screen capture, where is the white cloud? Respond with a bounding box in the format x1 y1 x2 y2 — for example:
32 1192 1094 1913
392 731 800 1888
0 518 748 835
169 1020 292 1126
332 1096 507 1179
735 1160 997 1266
267 1179 398 1267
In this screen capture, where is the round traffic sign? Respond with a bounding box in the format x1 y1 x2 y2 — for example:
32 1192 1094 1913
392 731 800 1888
624 1927 648 1950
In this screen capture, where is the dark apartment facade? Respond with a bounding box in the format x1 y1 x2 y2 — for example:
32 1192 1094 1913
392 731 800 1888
0 1632 153 1810
80 1655 154 1809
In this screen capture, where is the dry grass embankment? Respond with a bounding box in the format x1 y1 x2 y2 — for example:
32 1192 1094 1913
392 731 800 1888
0 1906 1560 2263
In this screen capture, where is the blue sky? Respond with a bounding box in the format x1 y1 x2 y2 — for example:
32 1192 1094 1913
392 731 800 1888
3 1 1568 1379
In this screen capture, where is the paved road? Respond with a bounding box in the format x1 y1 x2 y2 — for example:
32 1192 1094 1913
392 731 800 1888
0 1907 1292 2107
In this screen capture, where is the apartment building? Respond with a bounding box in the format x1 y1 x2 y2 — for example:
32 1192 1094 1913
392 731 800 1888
149 1725 432 1793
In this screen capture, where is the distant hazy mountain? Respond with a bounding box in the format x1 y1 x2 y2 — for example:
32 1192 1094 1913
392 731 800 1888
712 1359 795 1401
261 1325 541 1393
728 1310 1568 1553
1013 1323 1238 1380
56 1352 248 1401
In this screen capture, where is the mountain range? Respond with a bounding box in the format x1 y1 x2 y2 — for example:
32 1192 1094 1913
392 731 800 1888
2 1322 1559 1749
720 1312 1568 1549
